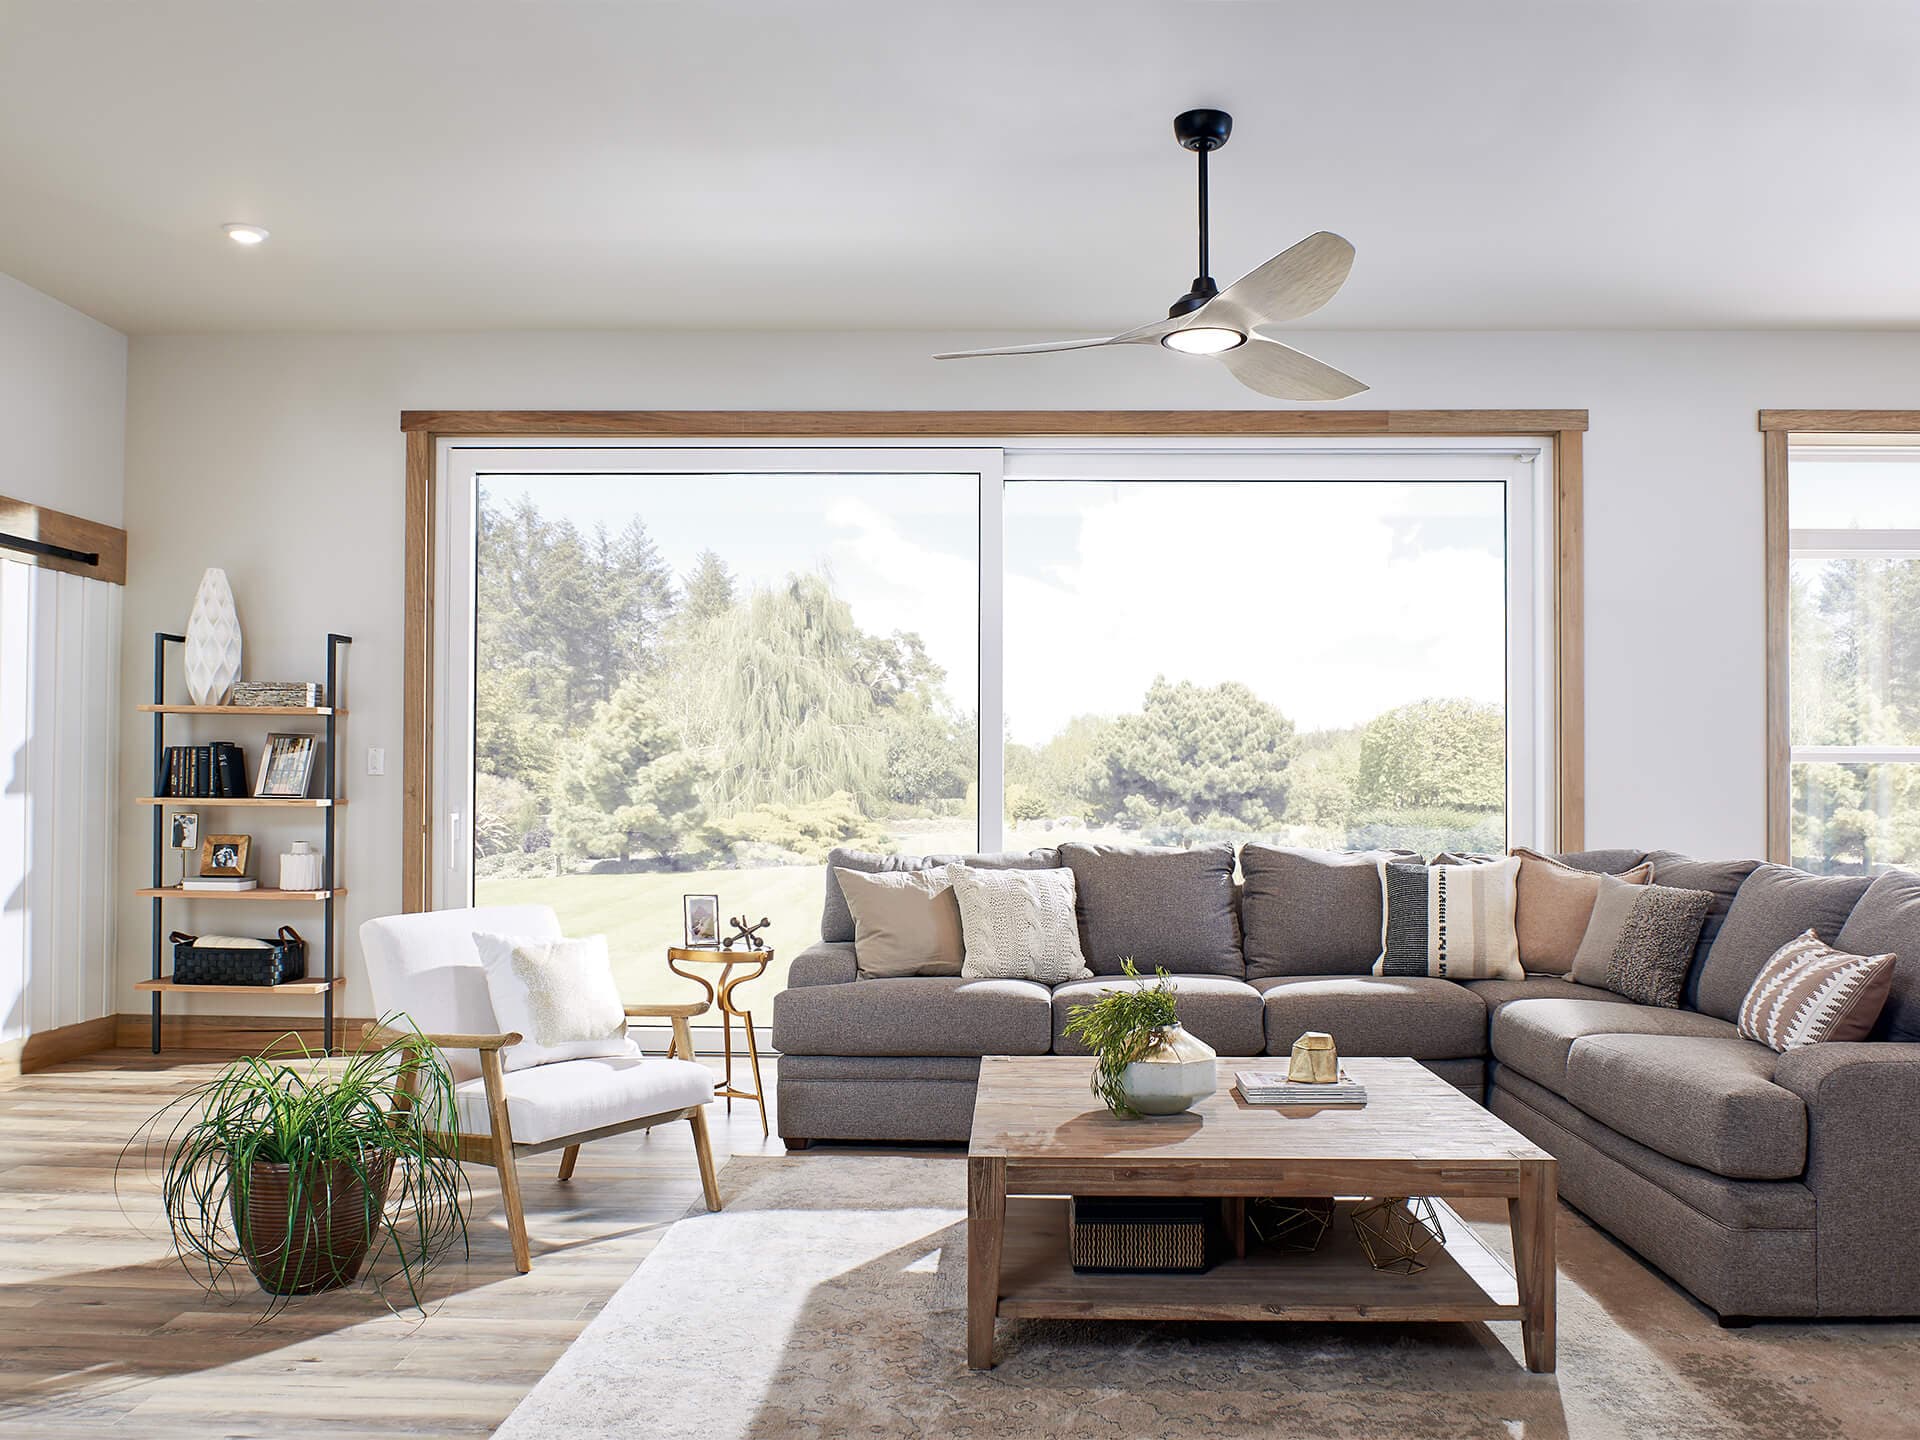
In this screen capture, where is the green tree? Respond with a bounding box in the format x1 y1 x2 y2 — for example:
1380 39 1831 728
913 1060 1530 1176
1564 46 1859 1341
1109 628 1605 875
551 677 711 862
1284 726 1363 828
1086 678 1296 829
1354 698 1504 811
681 549 736 625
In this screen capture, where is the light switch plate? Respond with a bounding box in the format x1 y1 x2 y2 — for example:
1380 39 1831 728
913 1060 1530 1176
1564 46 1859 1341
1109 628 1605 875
366 747 386 776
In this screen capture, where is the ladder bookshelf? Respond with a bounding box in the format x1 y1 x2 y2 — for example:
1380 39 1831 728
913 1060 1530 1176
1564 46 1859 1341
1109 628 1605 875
141 631 351 1053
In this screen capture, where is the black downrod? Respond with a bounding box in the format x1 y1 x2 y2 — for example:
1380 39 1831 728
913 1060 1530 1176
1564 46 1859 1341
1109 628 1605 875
1169 108 1232 317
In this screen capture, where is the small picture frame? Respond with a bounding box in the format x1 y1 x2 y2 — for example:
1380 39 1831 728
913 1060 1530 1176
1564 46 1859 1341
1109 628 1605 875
168 812 199 850
683 893 720 948
200 834 252 878
255 733 318 798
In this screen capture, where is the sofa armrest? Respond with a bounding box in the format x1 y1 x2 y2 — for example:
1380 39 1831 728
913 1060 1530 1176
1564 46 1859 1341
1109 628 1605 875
785 941 858 989
1771 1041 1920 1315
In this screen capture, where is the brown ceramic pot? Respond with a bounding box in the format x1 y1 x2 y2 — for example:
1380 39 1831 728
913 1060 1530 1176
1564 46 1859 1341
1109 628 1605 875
233 1153 394 1295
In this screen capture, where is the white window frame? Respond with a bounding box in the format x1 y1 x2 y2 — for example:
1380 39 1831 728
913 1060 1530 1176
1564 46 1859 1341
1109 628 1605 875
434 434 1556 911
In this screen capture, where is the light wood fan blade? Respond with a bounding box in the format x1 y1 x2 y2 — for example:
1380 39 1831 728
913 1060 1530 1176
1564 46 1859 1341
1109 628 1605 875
1218 334 1368 401
1204 231 1355 332
933 336 1121 359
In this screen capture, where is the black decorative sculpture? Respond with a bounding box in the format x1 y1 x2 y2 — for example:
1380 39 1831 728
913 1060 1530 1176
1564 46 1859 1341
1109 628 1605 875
723 914 771 951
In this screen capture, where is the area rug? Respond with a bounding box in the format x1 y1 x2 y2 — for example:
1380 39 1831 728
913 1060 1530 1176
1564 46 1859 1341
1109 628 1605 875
495 1155 1919 1440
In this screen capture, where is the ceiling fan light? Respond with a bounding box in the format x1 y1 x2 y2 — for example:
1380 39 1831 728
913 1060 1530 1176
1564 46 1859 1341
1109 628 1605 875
1161 326 1246 355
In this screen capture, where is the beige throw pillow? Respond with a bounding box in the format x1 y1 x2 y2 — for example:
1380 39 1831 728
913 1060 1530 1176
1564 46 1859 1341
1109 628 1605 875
1511 847 1654 975
473 931 634 1072
834 867 965 978
945 864 1091 983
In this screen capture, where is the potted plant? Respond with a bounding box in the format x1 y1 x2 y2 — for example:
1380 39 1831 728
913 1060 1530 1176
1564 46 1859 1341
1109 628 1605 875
130 1018 470 1312
1064 960 1218 1118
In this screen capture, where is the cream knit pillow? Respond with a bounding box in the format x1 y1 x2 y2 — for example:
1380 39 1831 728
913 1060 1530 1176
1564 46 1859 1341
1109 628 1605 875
945 864 1091 983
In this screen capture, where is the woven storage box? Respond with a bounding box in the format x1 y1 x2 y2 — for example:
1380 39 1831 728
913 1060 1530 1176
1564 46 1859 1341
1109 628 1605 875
171 927 308 986
1070 1197 1212 1274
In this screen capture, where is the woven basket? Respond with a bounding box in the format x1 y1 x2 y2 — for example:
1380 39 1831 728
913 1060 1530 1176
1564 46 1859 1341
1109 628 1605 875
171 927 307 986
1070 1196 1212 1274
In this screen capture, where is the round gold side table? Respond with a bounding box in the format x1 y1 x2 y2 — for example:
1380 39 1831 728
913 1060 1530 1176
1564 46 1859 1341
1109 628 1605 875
666 946 773 1137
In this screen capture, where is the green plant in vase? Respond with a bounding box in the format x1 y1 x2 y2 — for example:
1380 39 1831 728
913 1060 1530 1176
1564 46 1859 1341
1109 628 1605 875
126 1015 471 1314
1064 959 1218 1118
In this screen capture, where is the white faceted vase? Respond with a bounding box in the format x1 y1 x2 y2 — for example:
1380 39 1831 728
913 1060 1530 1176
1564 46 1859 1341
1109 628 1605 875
184 567 243 705
1120 1025 1218 1116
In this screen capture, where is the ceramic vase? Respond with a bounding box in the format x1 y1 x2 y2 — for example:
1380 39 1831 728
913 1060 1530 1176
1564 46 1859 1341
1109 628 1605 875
280 841 324 892
1119 1025 1218 1115
184 568 243 705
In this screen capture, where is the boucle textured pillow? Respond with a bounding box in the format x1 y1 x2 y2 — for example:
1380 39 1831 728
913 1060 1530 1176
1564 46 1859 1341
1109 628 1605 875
834 867 964 978
945 864 1091 983
1510 846 1654 975
1568 879 1714 1008
1737 929 1896 1052
473 931 634 1071
1374 856 1523 981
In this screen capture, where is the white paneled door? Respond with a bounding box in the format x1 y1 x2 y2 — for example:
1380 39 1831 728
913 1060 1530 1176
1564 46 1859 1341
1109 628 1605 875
0 556 120 1047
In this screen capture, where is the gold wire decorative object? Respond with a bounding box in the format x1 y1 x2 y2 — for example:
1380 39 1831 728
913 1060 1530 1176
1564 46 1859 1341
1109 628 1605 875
1350 1196 1447 1274
1287 1030 1339 1083
1248 1196 1335 1252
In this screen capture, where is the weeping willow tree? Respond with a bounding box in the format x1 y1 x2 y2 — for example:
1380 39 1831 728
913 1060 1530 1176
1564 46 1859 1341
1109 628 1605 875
693 572 888 816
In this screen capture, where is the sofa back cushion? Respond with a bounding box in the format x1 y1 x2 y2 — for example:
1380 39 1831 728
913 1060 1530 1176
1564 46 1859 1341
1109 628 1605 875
1550 847 1650 875
821 846 1060 942
1242 846 1419 978
1836 867 1920 1042
1644 851 1762 1008
1059 841 1242 976
1694 863 1874 1022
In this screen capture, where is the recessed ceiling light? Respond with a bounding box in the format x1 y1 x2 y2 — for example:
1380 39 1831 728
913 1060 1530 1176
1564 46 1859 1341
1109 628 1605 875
223 223 270 246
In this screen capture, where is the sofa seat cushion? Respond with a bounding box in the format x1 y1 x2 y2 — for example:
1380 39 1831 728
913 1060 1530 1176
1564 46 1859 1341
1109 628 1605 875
1491 996 1738 1092
1051 975 1264 1057
453 1055 714 1147
772 975 1053 1057
1253 975 1487 1061
1465 976 1635 1014
1561 1034 1806 1180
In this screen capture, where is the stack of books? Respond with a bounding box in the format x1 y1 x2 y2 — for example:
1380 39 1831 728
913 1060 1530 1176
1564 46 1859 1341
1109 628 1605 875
1234 1069 1369 1105
160 742 249 797
181 876 259 892
230 681 324 707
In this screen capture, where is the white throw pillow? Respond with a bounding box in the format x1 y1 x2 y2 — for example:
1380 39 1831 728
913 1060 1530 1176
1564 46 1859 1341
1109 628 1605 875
945 864 1092 983
473 931 636 1071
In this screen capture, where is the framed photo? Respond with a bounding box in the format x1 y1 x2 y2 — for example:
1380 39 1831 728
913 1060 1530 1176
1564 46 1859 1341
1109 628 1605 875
200 834 252 878
683 893 720 948
255 733 318 798
168 812 199 850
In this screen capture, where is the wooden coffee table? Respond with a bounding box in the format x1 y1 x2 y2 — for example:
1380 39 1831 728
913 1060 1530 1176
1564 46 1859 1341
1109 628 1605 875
966 1054 1557 1372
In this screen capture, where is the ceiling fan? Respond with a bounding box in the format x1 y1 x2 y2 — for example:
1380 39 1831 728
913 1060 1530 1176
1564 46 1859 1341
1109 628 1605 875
935 109 1365 402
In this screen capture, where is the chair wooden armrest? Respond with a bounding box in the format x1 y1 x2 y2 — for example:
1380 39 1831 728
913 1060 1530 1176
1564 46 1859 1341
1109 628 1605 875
363 1022 524 1051
624 1001 711 1020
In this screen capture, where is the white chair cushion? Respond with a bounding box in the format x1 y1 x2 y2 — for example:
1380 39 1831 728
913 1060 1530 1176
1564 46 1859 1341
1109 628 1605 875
473 931 631 1071
360 905 561 1079
455 1055 716 1147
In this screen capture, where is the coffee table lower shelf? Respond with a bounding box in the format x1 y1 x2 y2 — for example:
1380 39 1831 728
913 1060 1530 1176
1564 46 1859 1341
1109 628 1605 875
995 1196 1521 1328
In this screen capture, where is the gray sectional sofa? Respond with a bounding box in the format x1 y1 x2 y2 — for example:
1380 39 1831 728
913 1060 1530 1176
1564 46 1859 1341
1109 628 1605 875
771 840 1920 1321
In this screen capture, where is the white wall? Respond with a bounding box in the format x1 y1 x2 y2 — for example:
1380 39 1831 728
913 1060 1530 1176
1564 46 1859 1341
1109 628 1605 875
118 327 1920 1019
0 271 126 525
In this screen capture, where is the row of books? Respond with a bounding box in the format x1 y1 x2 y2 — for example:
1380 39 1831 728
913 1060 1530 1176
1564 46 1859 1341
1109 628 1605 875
1234 1069 1370 1106
159 742 249 798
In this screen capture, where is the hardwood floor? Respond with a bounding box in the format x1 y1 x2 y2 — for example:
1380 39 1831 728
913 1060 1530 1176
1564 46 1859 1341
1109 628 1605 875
0 1048 790 1438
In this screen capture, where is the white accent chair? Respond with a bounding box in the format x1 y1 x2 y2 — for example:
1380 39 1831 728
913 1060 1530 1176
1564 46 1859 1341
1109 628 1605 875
360 905 721 1273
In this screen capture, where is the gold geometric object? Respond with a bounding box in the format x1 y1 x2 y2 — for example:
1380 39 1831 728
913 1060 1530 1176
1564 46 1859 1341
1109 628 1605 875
1248 1196 1335 1252
1350 1196 1447 1274
1287 1029 1339 1083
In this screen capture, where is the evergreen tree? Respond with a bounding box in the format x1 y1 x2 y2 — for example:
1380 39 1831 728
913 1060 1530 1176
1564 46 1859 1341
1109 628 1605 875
1086 678 1295 829
551 677 710 862
681 550 736 625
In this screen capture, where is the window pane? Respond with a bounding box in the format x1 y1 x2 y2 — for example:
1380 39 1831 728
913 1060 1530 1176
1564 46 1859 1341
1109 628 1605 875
1791 761 1920 874
471 472 978 1010
1789 455 1920 530
1791 556 1920 747
1002 480 1507 857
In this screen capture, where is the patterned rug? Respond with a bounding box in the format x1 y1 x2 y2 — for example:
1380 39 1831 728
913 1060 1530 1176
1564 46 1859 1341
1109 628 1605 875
495 1155 1920 1440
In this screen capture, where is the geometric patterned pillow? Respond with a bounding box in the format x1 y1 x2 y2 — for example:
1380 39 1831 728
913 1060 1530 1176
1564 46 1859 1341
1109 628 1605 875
1373 856 1524 981
1736 929 1896 1052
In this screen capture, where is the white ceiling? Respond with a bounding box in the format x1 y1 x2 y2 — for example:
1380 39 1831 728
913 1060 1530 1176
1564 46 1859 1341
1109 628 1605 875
3 0 1918 336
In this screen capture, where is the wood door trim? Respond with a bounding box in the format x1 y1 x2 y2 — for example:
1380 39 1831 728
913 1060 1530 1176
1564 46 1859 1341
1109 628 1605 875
0 493 127 586
400 409 1590 911
1759 410 1920 433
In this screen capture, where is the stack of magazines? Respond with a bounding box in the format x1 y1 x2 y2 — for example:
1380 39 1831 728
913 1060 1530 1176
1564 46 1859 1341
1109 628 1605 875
1234 1069 1369 1105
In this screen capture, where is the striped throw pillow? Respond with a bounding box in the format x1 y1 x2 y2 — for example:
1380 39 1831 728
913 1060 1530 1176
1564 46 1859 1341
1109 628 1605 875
1736 929 1896 1052
1374 856 1524 981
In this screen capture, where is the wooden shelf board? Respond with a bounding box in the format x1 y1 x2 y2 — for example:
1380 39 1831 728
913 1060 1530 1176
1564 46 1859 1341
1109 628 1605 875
996 1197 1520 1324
135 887 346 901
138 704 343 716
136 796 342 807
135 976 344 996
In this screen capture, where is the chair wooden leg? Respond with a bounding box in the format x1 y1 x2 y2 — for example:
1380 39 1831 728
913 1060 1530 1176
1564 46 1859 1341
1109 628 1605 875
689 1107 723 1211
557 1143 579 1181
480 1049 533 1274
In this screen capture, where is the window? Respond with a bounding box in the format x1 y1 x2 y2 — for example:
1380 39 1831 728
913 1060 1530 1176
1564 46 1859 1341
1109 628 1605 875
1783 441 1920 873
437 438 1557 1016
